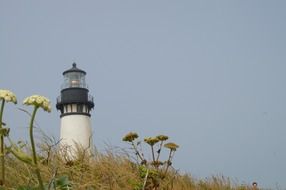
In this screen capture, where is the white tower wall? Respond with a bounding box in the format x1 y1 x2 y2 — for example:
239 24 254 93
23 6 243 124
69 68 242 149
60 114 93 151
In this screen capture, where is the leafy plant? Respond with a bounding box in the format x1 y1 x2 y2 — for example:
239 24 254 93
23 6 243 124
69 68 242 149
49 175 72 190
0 89 17 186
22 95 51 190
122 132 179 190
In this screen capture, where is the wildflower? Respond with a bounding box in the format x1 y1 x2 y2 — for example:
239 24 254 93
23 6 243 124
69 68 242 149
144 137 160 146
156 135 169 141
0 89 17 185
23 95 51 112
22 95 49 189
122 132 138 142
0 89 17 104
164 142 179 151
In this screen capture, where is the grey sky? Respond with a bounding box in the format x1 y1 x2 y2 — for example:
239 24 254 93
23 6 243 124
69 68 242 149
1 1 286 188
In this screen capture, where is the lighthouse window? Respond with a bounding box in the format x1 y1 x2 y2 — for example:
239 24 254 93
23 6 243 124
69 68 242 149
72 104 77 112
77 104 83 113
68 104 74 112
62 72 87 89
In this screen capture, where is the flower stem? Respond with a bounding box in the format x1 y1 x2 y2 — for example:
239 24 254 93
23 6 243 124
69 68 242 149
0 100 5 186
151 145 155 163
29 106 44 190
156 141 164 162
164 150 173 176
131 141 144 162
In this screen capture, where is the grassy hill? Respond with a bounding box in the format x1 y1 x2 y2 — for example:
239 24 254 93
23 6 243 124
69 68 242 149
1 138 257 190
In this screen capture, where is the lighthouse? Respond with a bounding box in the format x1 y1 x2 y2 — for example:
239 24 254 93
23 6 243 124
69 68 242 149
56 63 94 155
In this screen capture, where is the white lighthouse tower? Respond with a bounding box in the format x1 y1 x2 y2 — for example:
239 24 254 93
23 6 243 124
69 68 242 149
56 63 94 156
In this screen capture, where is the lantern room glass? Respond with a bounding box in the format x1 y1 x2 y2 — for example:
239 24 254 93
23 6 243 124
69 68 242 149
61 72 88 89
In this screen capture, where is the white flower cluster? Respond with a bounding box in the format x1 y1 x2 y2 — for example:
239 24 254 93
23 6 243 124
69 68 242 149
0 89 17 104
23 95 51 112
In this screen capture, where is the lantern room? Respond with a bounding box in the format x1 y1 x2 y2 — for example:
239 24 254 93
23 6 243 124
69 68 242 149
62 63 87 89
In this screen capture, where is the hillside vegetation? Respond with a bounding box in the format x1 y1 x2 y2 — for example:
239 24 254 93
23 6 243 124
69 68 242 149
0 91 258 189
1 136 255 190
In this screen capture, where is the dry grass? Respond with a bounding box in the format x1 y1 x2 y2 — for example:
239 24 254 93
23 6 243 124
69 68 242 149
1 138 255 190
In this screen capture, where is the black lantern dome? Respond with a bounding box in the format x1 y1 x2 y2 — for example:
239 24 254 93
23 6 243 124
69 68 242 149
56 63 94 117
